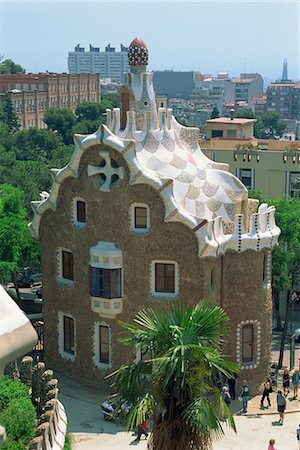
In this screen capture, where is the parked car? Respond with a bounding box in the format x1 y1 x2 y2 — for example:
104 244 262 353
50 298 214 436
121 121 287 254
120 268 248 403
101 398 129 421
12 268 42 288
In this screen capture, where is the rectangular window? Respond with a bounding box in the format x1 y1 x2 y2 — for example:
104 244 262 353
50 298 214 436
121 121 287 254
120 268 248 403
63 316 74 354
227 129 237 138
99 325 109 364
289 172 300 198
90 267 121 298
155 263 175 293
211 130 223 138
242 324 253 362
237 168 254 189
62 250 74 280
76 200 86 223
134 206 147 229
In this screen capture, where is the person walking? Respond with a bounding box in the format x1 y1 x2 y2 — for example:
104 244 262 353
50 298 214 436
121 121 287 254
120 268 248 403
296 423 300 449
268 438 277 450
282 368 290 396
260 378 272 409
276 390 286 425
221 386 231 405
239 380 249 413
135 420 149 442
292 368 300 399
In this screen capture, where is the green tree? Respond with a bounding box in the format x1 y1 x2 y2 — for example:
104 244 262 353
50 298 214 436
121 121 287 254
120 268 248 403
0 185 29 295
43 108 76 144
254 112 286 139
10 128 63 162
75 101 102 121
110 302 237 450
0 94 20 132
0 59 25 74
234 108 256 119
102 93 120 108
210 107 219 119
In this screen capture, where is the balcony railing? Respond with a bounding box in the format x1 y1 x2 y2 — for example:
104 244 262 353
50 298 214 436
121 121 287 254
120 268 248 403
90 296 123 319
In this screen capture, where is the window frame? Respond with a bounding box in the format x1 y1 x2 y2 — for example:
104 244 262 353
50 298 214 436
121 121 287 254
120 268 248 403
63 315 75 355
58 311 76 361
130 202 150 234
236 168 255 189
150 260 179 299
62 250 74 281
93 321 112 369
241 324 254 362
76 200 86 223
90 266 122 299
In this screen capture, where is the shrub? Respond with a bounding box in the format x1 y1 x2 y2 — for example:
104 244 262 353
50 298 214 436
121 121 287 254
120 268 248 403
0 398 36 449
0 377 29 412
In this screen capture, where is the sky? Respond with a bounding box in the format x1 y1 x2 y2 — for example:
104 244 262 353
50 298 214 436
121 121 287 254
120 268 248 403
0 1 299 82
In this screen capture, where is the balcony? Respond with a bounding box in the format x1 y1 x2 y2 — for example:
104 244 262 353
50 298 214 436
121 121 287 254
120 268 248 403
90 296 123 319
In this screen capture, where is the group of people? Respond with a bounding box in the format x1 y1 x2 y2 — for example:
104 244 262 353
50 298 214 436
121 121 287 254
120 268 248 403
220 374 250 413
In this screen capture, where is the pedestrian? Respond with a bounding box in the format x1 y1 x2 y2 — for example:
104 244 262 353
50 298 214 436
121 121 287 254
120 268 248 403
221 386 231 405
135 420 149 442
296 423 300 449
276 390 286 425
268 438 277 450
239 380 249 413
282 368 290 396
228 372 238 400
260 377 272 409
292 368 300 399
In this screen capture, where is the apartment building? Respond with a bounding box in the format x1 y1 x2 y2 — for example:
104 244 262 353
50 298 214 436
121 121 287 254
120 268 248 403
202 117 300 199
0 73 101 129
68 44 129 83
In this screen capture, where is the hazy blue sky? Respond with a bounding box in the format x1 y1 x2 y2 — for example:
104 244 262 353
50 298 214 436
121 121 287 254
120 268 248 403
1 1 299 81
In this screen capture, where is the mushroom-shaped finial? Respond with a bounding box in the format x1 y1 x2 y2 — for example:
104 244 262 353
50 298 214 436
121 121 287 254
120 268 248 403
128 37 148 66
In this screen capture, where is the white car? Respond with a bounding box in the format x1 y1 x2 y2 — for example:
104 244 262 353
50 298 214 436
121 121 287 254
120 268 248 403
294 328 300 342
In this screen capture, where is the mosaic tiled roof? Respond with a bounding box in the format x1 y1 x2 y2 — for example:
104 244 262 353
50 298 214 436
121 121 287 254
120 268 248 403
29 38 280 257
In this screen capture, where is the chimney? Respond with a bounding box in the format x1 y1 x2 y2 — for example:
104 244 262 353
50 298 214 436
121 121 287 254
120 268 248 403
230 108 235 120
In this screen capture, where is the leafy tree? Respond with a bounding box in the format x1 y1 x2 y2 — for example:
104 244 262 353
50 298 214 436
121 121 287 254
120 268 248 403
43 108 76 144
0 59 25 74
210 107 219 119
8 160 52 211
0 94 20 132
254 112 286 139
75 101 102 121
0 377 29 411
110 302 237 450
0 185 29 292
234 108 256 119
49 144 75 169
10 128 63 162
102 93 120 108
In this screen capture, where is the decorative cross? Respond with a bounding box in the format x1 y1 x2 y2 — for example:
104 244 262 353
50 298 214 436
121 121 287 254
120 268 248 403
88 150 124 192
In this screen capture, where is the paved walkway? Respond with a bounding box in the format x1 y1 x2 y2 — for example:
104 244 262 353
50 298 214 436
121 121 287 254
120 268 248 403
57 372 300 450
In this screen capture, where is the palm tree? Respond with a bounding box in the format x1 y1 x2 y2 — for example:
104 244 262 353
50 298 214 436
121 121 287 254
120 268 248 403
108 301 238 450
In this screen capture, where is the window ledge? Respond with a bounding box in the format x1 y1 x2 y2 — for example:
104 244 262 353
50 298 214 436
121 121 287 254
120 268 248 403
91 296 123 318
150 292 179 300
59 349 76 362
57 276 74 288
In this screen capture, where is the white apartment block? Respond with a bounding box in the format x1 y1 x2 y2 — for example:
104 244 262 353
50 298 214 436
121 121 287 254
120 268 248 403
68 44 130 83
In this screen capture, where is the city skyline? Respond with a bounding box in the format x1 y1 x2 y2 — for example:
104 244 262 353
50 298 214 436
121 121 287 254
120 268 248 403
0 1 299 81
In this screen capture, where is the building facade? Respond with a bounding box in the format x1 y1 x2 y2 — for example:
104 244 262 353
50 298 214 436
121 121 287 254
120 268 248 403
30 38 280 391
0 73 101 129
68 44 129 83
202 118 300 199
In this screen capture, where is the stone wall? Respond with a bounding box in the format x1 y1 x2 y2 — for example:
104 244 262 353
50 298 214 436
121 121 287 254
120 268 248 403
39 144 272 392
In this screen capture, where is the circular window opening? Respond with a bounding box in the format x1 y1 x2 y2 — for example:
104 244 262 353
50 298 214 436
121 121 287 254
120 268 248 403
144 101 148 106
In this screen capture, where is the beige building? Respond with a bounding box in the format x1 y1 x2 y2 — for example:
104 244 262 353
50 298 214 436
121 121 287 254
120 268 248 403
0 73 101 129
29 38 280 391
202 118 300 199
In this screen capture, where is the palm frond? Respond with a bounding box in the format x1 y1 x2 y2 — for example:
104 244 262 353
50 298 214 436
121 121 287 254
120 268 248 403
125 393 155 431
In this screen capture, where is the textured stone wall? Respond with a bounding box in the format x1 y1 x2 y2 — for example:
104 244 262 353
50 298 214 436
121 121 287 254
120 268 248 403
40 144 272 391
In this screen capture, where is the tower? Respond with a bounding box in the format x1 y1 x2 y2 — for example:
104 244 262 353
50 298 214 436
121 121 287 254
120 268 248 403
282 59 288 82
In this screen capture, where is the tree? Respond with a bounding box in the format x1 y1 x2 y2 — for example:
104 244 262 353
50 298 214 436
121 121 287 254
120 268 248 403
234 108 256 119
210 107 219 119
43 108 76 144
0 94 20 132
0 185 29 297
254 112 286 139
10 128 63 162
110 301 237 450
0 59 25 74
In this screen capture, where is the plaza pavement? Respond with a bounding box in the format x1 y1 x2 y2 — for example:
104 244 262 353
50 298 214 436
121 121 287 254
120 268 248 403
57 371 300 450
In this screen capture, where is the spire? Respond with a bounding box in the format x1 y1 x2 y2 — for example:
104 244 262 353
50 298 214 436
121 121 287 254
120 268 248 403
282 59 288 82
128 37 149 73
